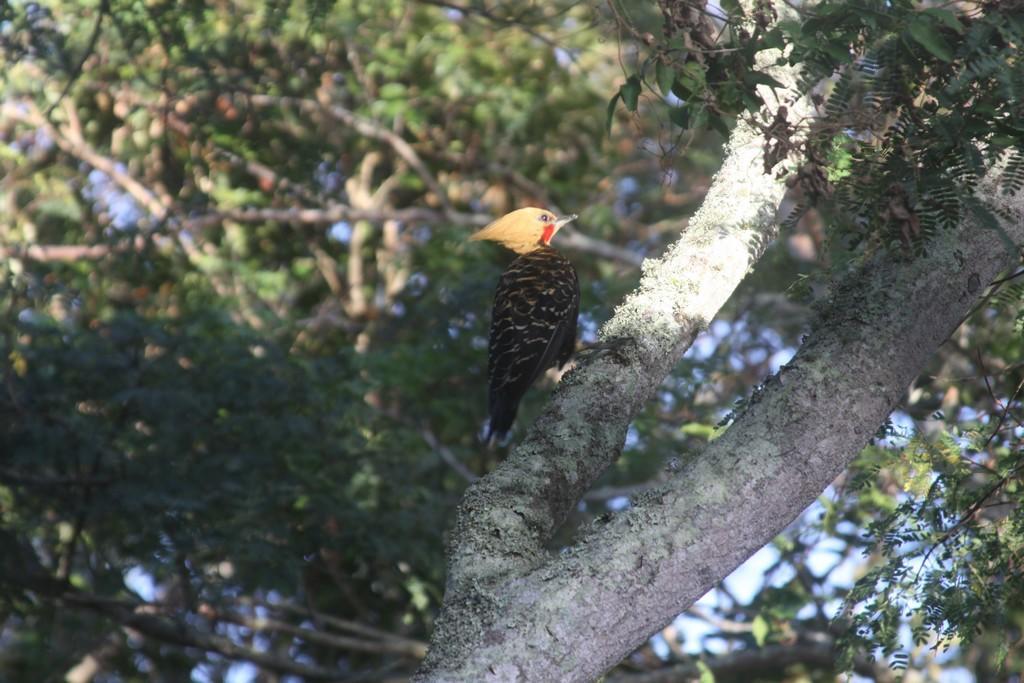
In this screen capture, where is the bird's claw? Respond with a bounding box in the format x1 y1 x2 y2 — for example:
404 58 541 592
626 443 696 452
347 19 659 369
576 336 637 363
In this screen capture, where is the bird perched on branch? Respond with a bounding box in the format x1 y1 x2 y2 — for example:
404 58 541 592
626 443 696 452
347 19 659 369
470 207 580 444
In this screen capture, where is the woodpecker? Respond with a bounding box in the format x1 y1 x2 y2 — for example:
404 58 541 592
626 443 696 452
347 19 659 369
470 207 580 444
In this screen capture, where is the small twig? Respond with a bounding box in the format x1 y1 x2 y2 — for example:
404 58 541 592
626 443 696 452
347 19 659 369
977 350 1024 453
256 598 428 652
0 472 114 487
685 604 753 634
945 259 1024 340
207 607 427 658
251 94 453 212
26 589 348 680
63 632 122 683
912 357 1024 582
44 0 110 119
987 267 1024 287
3 102 171 221
420 427 479 483
102 89 647 266
0 240 143 262
417 0 578 61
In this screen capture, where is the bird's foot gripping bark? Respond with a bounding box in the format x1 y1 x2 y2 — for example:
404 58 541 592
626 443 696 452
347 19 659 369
576 336 637 364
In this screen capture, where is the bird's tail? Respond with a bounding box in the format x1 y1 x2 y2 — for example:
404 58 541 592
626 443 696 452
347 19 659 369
481 396 518 447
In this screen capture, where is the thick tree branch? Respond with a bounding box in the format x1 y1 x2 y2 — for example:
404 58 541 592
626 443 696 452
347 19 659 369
416 39 810 677
414 6 1024 671
418 154 1024 680
439 100 799 599
442 117 790 593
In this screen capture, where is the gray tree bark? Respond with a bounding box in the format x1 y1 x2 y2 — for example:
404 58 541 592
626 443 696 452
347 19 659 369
415 45 1024 683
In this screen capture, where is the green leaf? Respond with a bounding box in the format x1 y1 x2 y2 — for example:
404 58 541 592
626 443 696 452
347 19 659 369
752 614 769 647
378 82 406 98
761 27 785 50
690 105 709 131
908 18 954 62
620 75 641 112
749 71 786 90
719 0 743 18
679 62 707 91
822 41 851 63
656 60 675 97
696 660 716 683
710 113 735 137
776 19 803 38
668 105 690 129
923 8 964 33
605 93 619 135
741 92 762 113
671 79 693 100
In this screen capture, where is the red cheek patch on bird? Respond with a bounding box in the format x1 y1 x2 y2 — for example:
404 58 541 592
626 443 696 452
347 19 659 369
540 224 556 245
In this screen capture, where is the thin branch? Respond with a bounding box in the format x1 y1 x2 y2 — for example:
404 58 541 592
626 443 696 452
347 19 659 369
2 102 171 221
249 94 452 212
58 592 348 680
604 641 895 683
159 103 326 207
0 240 143 262
0 471 114 487
44 0 110 119
684 604 753 634
0 535 350 680
987 266 1024 287
16 88 645 268
416 0 578 59
945 256 1024 338
187 206 465 233
260 599 426 651
63 632 122 683
184 206 644 266
978 350 1024 453
912 357 1024 581
415 81 1024 683
419 426 479 484
206 606 427 658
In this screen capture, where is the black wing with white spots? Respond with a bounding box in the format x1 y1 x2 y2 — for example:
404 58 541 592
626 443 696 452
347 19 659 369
485 246 579 442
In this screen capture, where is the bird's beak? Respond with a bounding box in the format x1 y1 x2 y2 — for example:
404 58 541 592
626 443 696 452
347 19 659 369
555 214 577 229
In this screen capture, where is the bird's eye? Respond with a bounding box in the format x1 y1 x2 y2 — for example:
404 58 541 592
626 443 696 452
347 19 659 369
540 214 550 222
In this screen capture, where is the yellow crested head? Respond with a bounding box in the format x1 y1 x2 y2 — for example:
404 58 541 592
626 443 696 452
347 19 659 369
469 207 577 254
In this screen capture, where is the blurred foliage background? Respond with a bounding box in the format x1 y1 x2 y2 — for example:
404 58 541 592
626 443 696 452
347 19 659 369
1 0 1022 681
